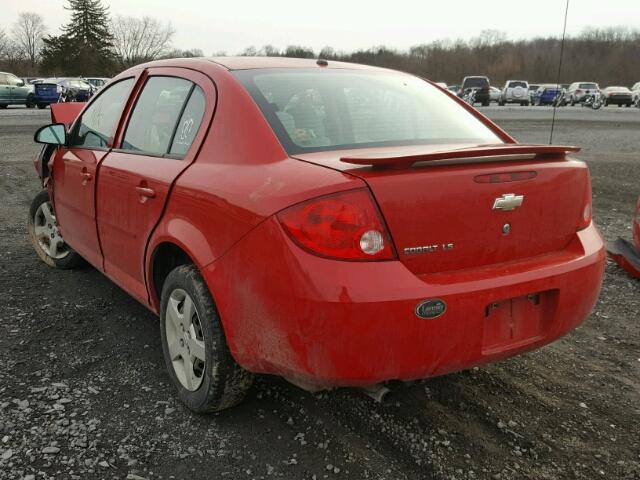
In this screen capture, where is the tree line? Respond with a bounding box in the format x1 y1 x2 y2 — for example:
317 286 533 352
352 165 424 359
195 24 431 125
1 1 638 88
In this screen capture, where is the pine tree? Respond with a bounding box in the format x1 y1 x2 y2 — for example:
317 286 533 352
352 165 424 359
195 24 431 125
41 0 115 76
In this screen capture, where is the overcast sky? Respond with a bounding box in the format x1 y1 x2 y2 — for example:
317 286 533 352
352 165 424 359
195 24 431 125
4 0 640 54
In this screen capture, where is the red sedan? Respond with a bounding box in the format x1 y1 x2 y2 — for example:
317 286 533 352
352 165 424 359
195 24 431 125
29 57 605 412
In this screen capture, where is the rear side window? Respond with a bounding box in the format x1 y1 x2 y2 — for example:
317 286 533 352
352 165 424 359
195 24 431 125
579 83 598 89
122 76 200 157
0 74 8 85
508 81 527 88
169 86 206 156
70 78 134 149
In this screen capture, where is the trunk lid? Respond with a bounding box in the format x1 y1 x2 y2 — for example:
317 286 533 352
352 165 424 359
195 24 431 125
294 144 589 275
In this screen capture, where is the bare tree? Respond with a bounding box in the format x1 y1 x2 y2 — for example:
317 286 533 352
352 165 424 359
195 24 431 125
11 12 47 68
111 15 175 67
0 28 9 58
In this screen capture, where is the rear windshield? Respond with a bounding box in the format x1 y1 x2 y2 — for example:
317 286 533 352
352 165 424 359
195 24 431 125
579 83 598 89
462 77 489 88
508 81 527 88
235 69 501 154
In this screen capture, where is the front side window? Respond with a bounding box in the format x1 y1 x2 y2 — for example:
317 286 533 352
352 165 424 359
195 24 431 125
235 69 501 154
70 78 134 149
122 77 193 156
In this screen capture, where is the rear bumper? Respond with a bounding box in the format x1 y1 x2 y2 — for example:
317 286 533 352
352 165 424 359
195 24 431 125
206 219 605 388
33 95 59 104
607 238 640 278
605 98 632 105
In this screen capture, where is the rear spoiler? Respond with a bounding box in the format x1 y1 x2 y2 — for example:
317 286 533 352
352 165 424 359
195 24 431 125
50 102 86 128
340 144 581 169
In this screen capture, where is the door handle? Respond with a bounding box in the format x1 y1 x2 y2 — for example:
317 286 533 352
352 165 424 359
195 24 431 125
136 186 156 199
80 168 92 184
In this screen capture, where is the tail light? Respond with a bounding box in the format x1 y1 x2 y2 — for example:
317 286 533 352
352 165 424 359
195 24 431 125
576 89 583 94
577 174 593 231
277 189 396 261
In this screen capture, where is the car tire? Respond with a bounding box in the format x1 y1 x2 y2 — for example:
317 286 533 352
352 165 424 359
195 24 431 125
482 100 490 107
26 95 35 108
570 97 575 106
521 101 529 106
160 264 254 413
37 103 47 109
0 104 7 109
498 99 505 106
28 189 84 269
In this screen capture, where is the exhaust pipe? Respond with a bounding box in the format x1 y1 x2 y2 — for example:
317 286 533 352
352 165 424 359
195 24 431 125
361 384 390 403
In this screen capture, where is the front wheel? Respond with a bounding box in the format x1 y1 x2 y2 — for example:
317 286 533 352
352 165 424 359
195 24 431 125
160 264 254 413
28 190 83 269
37 103 47 109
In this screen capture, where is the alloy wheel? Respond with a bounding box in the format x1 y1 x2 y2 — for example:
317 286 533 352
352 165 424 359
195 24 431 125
165 288 206 391
33 201 69 260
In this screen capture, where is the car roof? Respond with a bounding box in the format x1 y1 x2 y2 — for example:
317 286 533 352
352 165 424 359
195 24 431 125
135 56 391 73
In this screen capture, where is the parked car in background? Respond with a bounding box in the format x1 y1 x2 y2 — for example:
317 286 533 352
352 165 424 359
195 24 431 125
42 78 93 102
632 82 640 107
447 84 460 94
84 77 111 91
528 84 540 104
499 80 529 106
459 75 491 106
0 72 30 108
435 82 448 89
533 84 563 106
607 195 640 279
601 86 633 107
566 82 600 106
26 80 60 109
29 57 604 413
489 86 501 104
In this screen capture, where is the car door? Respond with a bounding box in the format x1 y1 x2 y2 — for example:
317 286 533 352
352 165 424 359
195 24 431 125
0 74 10 103
51 77 138 268
7 73 29 104
96 68 213 303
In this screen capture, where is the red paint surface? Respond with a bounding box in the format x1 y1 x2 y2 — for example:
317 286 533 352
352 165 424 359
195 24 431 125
43 57 606 387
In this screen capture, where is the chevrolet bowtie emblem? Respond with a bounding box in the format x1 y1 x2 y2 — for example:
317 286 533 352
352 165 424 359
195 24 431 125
492 193 524 211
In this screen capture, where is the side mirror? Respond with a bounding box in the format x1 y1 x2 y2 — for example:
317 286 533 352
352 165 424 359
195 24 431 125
34 123 67 145
17 80 25 87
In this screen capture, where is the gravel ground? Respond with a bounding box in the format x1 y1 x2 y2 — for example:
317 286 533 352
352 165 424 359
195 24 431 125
0 105 639 480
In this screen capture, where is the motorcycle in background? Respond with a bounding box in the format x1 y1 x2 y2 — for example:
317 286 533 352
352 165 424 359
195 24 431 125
582 90 602 110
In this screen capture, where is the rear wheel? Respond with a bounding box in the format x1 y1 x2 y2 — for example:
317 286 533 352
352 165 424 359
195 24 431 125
28 190 83 269
26 95 35 108
37 103 47 109
482 100 490 107
160 264 254 413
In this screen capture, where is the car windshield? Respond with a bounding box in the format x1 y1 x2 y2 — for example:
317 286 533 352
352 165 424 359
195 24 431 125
235 69 501 154
463 77 489 88
579 83 598 89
